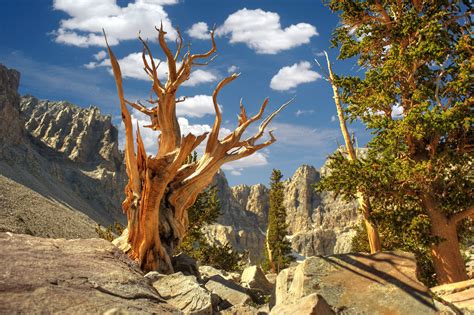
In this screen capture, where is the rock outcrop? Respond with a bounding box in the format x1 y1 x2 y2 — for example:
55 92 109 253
20 96 122 170
203 171 266 262
199 265 241 283
0 232 179 314
272 251 441 314
0 64 126 238
147 271 213 314
232 183 269 230
205 275 253 309
270 293 334 315
240 265 273 295
431 279 474 313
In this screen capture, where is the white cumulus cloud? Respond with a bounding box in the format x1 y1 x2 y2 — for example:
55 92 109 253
217 8 318 54
186 22 211 40
177 95 220 118
52 0 178 47
222 152 269 175
182 69 217 87
270 61 321 91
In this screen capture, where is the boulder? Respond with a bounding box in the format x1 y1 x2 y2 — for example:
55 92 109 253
0 233 179 314
205 275 252 307
265 273 277 285
217 304 260 315
199 265 240 283
273 251 440 314
431 279 474 313
149 271 212 315
172 253 200 279
241 265 273 294
273 267 295 306
270 293 334 315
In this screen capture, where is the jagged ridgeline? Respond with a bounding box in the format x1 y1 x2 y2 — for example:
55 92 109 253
0 63 360 262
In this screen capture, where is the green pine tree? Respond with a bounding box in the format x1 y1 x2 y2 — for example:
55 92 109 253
265 169 294 273
320 0 473 284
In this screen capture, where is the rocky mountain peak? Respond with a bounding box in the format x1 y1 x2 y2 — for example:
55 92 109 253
284 164 321 234
288 164 320 183
19 95 122 171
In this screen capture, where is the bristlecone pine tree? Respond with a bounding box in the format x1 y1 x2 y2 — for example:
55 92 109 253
316 52 382 254
265 169 294 273
104 26 291 273
323 1 473 284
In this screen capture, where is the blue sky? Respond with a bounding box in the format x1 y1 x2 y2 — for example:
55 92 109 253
0 0 371 186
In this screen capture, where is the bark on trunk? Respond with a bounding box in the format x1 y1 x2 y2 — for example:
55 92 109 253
265 228 276 273
422 193 468 284
358 192 382 254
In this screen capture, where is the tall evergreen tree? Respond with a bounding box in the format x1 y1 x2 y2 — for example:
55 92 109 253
321 0 473 284
265 169 294 273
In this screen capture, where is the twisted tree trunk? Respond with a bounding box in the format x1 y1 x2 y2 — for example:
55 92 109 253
105 26 291 273
322 52 382 254
422 193 472 284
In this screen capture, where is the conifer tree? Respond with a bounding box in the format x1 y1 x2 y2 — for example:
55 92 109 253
265 169 294 273
321 0 473 284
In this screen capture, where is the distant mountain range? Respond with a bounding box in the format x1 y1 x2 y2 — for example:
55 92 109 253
0 64 360 262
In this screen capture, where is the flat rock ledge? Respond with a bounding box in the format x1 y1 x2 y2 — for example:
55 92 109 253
0 233 180 314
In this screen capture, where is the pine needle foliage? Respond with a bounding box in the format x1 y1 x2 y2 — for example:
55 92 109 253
264 169 294 273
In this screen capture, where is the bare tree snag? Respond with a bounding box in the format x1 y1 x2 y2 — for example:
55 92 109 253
320 52 382 254
104 26 291 273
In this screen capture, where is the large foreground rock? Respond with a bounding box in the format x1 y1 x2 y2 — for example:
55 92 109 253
0 233 179 314
270 293 334 315
148 271 212 315
274 251 440 314
217 304 260 315
199 265 240 283
241 265 273 294
205 275 252 308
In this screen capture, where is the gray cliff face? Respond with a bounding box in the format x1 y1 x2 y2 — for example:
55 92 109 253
204 171 266 262
283 165 322 234
231 183 269 230
283 164 359 257
0 64 126 238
